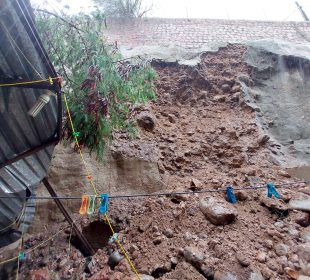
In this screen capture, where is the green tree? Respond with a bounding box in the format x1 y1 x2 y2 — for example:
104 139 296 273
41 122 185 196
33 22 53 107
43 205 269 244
35 8 156 158
93 0 152 18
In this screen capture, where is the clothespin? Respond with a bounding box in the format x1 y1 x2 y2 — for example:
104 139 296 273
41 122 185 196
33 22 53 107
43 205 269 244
73 132 80 137
86 175 92 181
87 195 96 215
99 193 109 215
226 185 237 204
18 251 26 261
48 76 53 85
266 182 280 199
109 233 118 244
79 195 89 215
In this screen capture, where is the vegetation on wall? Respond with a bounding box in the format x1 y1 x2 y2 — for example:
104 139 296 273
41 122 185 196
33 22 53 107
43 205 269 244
93 0 152 18
35 8 156 158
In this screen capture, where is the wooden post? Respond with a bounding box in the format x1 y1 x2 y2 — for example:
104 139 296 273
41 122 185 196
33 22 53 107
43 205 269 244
42 178 95 256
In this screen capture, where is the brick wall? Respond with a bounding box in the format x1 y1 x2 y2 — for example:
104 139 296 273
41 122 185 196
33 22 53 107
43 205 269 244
104 18 310 48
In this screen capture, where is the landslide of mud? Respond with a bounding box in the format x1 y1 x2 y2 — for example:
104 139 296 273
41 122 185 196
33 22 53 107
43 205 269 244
15 44 310 280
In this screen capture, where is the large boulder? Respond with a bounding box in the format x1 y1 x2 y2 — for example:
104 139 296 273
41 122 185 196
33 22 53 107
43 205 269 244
199 197 237 225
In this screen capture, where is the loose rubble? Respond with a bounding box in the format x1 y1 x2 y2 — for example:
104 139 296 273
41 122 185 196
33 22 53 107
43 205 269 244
14 45 310 280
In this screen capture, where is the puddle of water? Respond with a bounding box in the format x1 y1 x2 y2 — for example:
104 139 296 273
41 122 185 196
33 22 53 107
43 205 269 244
286 166 310 180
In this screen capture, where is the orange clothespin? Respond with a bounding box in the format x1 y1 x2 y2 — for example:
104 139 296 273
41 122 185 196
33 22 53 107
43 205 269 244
86 175 92 181
79 195 89 215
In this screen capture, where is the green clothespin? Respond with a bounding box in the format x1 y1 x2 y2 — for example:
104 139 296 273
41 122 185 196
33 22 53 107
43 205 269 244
87 195 96 215
73 132 80 137
18 251 26 261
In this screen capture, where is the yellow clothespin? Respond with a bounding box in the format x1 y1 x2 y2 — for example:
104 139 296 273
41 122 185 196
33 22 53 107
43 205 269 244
48 76 53 85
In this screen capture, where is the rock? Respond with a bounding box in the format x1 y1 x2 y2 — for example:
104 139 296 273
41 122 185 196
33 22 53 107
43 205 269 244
153 236 163 245
190 178 203 190
199 197 237 226
232 85 241 93
298 276 310 280
214 271 238 280
213 95 226 102
136 112 156 131
183 246 205 268
284 267 299 280
301 227 310 242
140 275 155 280
278 170 291 178
260 195 288 215
275 243 289 256
256 251 267 263
236 253 250 267
167 114 176 123
108 251 124 268
235 190 248 201
163 228 174 238
30 268 50 280
221 84 231 93
289 199 310 212
264 239 273 249
258 135 270 145
249 270 264 280
238 74 253 86
292 211 310 227
297 244 310 276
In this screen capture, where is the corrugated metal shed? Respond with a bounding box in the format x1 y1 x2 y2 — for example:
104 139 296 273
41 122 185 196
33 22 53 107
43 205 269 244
0 0 61 247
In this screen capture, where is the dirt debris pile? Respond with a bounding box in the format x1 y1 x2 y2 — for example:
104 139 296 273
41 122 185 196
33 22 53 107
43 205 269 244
14 44 310 280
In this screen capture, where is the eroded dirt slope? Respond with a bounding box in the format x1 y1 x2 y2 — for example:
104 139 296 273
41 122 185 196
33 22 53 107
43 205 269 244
16 45 310 280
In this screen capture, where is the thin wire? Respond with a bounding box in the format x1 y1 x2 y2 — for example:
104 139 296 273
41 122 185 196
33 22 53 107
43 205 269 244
0 180 308 201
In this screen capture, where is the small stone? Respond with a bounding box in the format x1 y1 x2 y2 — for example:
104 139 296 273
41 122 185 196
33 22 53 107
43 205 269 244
190 178 203 190
284 267 299 280
278 170 291 178
140 275 155 280
249 270 264 280
264 239 273 249
235 190 248 201
199 197 237 226
153 237 163 245
108 251 124 268
183 246 205 268
214 270 238 280
213 95 226 102
275 243 289 257
221 84 231 93
258 135 270 145
136 112 156 131
236 253 250 267
297 243 310 276
293 211 310 227
171 257 178 266
256 251 267 263
163 228 174 238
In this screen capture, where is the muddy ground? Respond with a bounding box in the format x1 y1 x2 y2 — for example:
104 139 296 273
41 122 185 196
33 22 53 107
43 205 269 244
13 45 310 280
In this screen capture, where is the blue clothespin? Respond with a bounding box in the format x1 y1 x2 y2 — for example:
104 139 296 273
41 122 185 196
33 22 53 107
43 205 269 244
226 185 237 204
266 182 280 199
18 251 26 261
99 193 109 215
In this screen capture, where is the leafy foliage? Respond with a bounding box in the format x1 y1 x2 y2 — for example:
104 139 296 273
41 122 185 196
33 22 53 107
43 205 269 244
35 8 156 158
93 0 152 18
